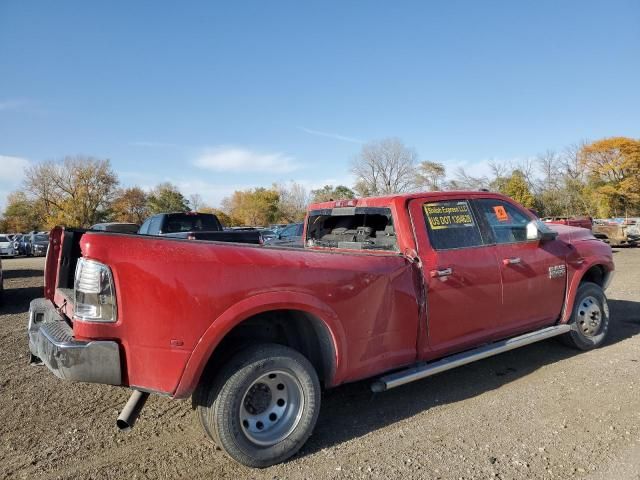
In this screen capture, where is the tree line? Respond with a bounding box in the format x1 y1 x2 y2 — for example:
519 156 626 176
0 156 354 231
350 136 640 218
1 135 638 232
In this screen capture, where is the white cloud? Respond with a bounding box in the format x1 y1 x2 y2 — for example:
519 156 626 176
194 146 299 173
0 155 31 210
0 155 30 182
298 127 364 144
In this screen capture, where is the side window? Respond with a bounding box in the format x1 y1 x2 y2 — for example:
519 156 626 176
423 200 484 250
475 199 532 244
147 216 163 235
280 225 296 238
138 218 151 235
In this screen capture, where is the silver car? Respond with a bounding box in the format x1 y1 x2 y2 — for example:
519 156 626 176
0 234 16 256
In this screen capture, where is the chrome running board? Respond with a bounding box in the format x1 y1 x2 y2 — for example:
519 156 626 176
371 324 571 392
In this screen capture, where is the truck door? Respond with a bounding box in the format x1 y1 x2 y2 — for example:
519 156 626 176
472 198 566 333
408 198 503 358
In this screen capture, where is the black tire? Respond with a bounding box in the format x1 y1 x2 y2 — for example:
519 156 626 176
561 282 610 350
197 343 321 468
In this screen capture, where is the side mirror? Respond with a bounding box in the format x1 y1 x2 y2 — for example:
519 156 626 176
526 220 558 243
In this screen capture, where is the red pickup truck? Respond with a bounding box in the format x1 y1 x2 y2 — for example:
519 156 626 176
28 192 614 467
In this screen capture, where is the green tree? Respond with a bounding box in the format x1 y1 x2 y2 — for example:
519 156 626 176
310 185 355 203
501 170 535 208
147 183 190 214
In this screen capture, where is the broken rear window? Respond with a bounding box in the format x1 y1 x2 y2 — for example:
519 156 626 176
305 207 397 251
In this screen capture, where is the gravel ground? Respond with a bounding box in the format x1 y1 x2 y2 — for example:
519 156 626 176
0 250 639 480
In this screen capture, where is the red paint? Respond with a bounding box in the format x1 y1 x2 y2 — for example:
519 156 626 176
48 192 613 398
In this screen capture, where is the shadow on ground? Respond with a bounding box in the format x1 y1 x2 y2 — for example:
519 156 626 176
0 286 44 315
2 269 45 280
299 298 640 457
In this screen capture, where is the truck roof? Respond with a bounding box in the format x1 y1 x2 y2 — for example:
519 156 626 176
308 190 510 211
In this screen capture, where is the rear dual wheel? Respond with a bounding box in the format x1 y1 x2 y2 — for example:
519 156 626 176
197 344 321 468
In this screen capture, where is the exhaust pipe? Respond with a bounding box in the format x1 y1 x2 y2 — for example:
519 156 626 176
117 390 149 432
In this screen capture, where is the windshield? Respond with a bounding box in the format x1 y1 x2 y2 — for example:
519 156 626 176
0 235 8 242
34 234 49 242
164 214 222 233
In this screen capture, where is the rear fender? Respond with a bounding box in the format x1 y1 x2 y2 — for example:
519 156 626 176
173 291 346 399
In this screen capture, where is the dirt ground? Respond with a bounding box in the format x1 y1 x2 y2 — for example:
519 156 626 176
0 250 639 480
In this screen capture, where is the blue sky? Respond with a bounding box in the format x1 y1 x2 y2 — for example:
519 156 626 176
1 1 639 208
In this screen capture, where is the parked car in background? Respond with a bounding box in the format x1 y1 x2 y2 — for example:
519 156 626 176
269 224 287 233
11 234 29 256
139 212 261 244
542 216 593 230
0 256 3 304
264 222 304 247
592 219 640 247
0 234 17 256
258 229 277 242
91 223 140 234
29 232 49 257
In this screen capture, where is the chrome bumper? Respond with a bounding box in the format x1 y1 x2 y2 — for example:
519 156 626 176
28 298 122 385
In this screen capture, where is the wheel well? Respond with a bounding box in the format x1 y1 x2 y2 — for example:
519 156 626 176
199 310 336 389
581 265 605 287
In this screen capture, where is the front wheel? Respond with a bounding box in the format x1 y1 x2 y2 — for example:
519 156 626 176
561 281 610 350
197 343 321 468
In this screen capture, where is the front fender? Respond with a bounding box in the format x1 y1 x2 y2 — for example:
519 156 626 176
560 254 614 324
172 291 346 399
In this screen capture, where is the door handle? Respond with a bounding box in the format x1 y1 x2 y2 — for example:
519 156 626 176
502 257 521 265
430 267 453 278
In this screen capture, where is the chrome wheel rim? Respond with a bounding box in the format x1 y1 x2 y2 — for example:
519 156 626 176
576 295 603 337
239 370 304 446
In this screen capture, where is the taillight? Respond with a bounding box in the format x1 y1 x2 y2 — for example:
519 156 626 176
74 258 117 323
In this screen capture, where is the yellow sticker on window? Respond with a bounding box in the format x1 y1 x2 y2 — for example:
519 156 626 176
424 201 475 230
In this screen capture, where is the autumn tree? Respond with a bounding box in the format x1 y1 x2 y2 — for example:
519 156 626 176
309 185 355 203
415 161 446 191
351 138 417 195
221 187 280 226
198 206 239 226
147 182 190 214
579 137 640 217
24 156 119 228
1 191 45 232
111 187 149 223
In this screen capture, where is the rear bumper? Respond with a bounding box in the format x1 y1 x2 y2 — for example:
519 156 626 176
28 298 122 385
